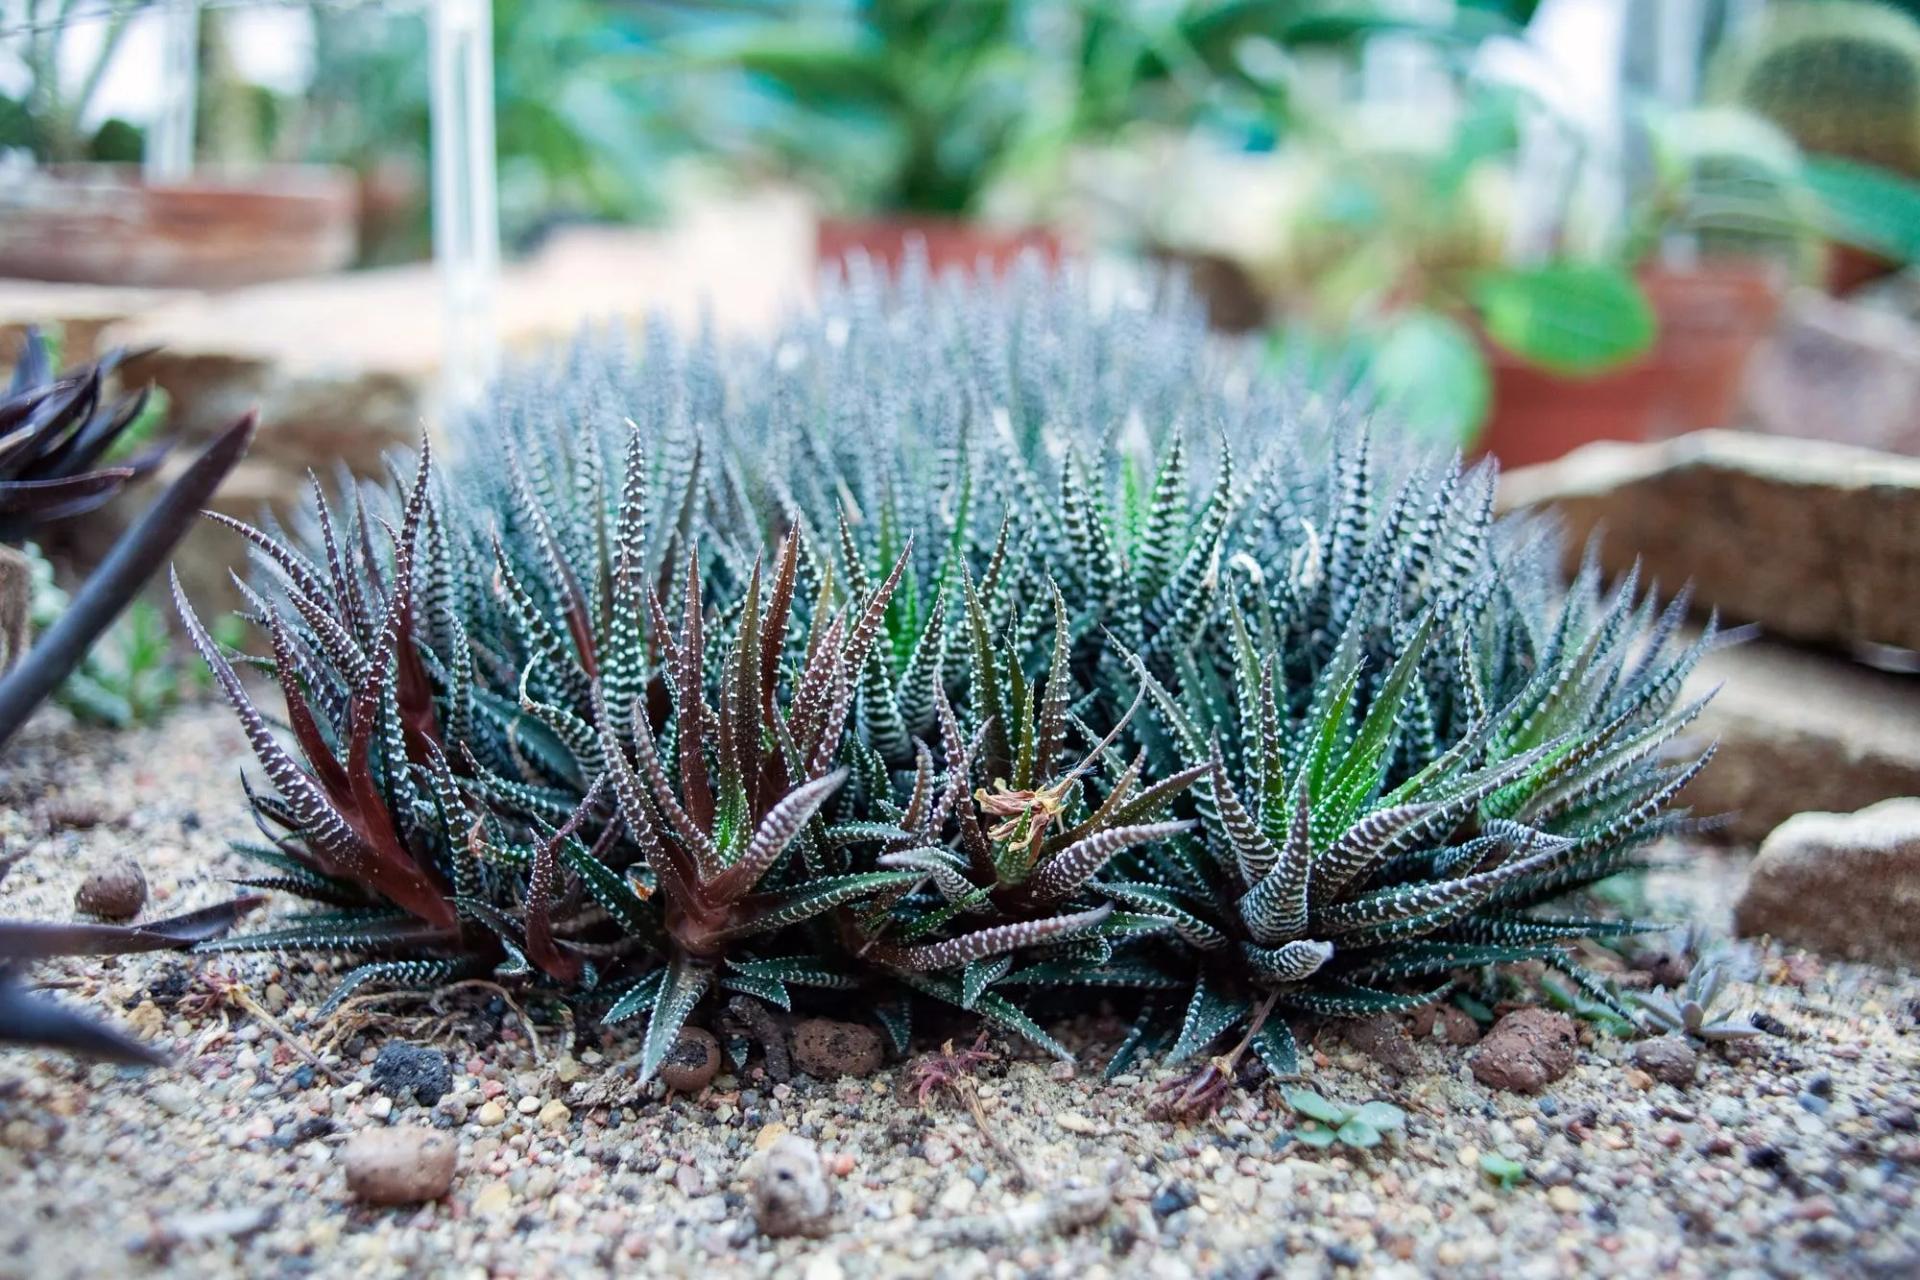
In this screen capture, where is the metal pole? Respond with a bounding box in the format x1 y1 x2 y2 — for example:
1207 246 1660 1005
147 0 199 182
429 0 501 422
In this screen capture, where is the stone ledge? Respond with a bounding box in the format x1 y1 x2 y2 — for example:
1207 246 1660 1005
1681 633 1920 845
1501 430 1920 654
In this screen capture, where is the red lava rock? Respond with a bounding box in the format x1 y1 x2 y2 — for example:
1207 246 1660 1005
1409 1004 1482 1046
790 1018 885 1078
659 1027 722 1093
1469 1008 1577 1094
74 859 147 920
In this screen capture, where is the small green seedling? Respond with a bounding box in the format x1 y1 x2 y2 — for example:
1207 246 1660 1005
1478 1151 1529 1189
1541 974 1639 1037
1631 960 1762 1044
1286 1090 1407 1151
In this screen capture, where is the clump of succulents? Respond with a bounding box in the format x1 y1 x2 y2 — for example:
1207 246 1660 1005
186 261 1716 1091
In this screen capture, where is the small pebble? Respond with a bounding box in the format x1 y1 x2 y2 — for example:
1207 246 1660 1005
342 1127 457 1204
659 1028 722 1093
370 1042 452 1106
790 1019 885 1078
472 1181 512 1216
1151 1183 1196 1219
937 1179 976 1213
1547 1186 1583 1213
74 859 146 920
750 1135 831 1238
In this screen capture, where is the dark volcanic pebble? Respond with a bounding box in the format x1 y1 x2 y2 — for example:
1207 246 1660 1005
371 1042 453 1107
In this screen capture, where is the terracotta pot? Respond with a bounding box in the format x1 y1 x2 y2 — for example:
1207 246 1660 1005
1478 263 1787 470
816 215 1060 278
1825 242 1898 297
0 164 357 289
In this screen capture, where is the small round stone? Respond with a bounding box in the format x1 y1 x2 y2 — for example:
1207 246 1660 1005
342 1126 457 1204
790 1018 885 1078
750 1135 831 1237
74 859 146 920
1630 1035 1699 1087
658 1027 721 1093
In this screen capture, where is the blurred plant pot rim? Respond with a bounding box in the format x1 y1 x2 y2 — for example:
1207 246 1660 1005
1478 260 1789 471
815 214 1062 279
0 163 358 290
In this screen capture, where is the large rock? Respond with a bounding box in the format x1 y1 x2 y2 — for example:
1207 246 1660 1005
1680 635 1920 844
1741 290 1920 458
1500 431 1920 654
1735 799 1920 965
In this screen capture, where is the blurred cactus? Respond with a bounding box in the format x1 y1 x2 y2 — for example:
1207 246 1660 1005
1638 106 1821 270
1710 0 1920 179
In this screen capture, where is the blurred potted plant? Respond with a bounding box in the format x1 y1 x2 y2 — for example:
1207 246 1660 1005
1602 106 1817 444
1243 88 1663 459
1171 83 1821 465
676 0 1063 273
0 2 356 288
1061 0 1543 321
1410 106 1821 467
1709 0 1920 295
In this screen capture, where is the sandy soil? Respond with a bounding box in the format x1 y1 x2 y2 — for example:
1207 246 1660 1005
0 704 1916 1279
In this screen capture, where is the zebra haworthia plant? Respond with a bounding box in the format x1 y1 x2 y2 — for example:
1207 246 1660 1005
184 262 1716 1091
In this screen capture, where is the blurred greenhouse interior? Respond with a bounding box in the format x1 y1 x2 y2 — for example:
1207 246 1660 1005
4 0 1916 464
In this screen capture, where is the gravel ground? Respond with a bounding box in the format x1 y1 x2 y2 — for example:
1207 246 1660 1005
1 703 1917 1280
